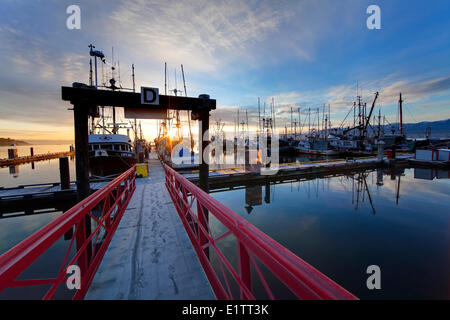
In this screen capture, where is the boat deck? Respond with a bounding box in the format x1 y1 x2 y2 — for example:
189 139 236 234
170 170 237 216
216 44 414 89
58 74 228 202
85 159 215 300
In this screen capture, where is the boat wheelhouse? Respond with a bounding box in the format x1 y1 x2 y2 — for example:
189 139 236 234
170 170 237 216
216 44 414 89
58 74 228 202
88 134 136 177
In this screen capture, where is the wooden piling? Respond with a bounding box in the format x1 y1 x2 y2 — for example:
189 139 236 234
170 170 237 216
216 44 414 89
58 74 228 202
73 103 92 265
199 110 210 193
59 157 70 190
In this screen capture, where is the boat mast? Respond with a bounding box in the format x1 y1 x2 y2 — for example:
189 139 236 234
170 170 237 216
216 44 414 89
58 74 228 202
89 58 93 86
258 97 261 137
317 108 320 139
271 97 276 133
290 106 293 138
298 107 301 136
132 64 136 92
132 63 137 143
308 108 311 138
181 64 194 154
399 93 404 135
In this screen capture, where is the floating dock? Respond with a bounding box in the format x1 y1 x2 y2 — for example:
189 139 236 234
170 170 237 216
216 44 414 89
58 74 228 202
85 159 214 300
0 181 109 215
0 151 75 167
184 154 414 189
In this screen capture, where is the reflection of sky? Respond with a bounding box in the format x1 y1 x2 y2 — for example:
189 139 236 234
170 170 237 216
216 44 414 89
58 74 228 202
0 145 75 188
0 211 76 299
210 168 450 299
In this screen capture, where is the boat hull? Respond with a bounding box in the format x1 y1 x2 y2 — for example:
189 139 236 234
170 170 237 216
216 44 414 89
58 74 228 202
89 155 136 177
295 148 339 156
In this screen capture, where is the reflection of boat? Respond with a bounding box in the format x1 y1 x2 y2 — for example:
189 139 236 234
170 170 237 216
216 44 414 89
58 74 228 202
295 139 338 155
89 134 136 177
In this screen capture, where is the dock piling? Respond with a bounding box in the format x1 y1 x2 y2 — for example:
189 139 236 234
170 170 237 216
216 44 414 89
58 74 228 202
59 157 70 190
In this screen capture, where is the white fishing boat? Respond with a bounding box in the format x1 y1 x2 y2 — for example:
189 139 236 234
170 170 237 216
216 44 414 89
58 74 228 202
295 139 339 155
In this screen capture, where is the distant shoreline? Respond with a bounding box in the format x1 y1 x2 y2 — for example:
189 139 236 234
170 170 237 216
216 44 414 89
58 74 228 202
0 138 74 146
0 138 30 147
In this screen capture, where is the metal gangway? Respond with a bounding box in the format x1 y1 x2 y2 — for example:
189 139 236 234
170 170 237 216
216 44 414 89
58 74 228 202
0 164 357 300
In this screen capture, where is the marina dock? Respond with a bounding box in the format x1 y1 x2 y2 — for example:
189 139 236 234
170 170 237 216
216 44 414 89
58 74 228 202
185 154 414 189
85 159 215 300
0 151 75 167
0 181 109 216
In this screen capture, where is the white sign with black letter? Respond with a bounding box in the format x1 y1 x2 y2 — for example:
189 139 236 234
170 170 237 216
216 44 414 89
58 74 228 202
141 87 159 105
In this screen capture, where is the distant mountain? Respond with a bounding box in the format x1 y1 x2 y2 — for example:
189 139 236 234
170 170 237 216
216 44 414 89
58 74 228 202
331 119 450 138
0 138 30 146
385 119 450 138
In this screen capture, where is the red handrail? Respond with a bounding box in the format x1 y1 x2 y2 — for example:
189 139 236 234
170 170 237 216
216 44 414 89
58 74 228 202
164 164 358 300
0 166 136 299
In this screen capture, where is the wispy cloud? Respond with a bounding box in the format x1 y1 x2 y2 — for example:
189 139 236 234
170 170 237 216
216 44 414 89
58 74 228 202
108 0 296 73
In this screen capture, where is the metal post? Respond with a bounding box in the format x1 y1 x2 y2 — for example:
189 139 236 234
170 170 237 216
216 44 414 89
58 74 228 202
30 147 34 157
59 157 70 190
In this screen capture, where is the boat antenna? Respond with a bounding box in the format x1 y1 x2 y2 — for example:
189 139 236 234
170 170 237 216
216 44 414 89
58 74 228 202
132 64 136 93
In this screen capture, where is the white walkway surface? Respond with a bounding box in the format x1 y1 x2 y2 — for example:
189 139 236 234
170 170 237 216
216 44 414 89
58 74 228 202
86 160 215 300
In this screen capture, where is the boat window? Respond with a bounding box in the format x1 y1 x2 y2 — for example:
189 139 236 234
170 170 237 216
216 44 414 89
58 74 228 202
101 144 112 150
114 144 120 151
94 145 99 150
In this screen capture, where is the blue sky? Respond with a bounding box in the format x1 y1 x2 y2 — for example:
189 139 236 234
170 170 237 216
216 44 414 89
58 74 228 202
0 0 449 139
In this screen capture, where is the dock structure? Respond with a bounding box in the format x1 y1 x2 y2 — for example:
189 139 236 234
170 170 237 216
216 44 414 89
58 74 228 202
185 154 414 190
86 159 215 300
0 151 75 167
0 181 109 216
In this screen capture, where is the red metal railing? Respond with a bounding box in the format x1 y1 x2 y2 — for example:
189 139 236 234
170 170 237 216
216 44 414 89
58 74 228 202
164 164 358 300
0 166 136 299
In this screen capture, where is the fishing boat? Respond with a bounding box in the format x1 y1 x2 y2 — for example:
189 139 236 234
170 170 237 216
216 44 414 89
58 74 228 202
295 139 339 155
89 134 135 177
86 44 139 177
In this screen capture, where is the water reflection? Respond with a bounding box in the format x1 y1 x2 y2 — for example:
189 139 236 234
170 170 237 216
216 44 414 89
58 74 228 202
210 167 450 299
8 165 19 178
236 167 422 217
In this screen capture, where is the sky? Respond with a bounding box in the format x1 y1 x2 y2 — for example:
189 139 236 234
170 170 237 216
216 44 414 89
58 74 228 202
0 0 450 140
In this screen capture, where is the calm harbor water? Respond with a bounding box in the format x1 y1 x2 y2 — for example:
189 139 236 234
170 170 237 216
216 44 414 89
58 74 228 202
1 146 449 299
207 167 450 299
0 145 75 188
